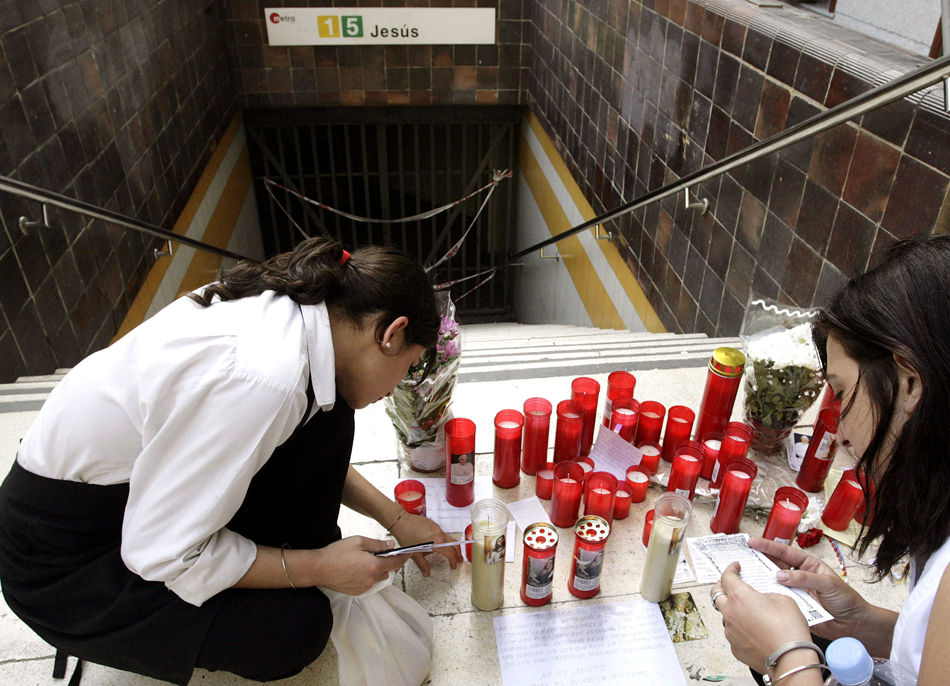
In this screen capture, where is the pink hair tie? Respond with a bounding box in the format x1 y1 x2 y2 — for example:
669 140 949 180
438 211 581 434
338 250 351 266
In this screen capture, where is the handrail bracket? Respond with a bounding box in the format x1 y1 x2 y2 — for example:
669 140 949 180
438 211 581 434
19 203 50 235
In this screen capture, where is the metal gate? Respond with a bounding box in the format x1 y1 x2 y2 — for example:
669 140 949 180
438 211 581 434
245 106 520 316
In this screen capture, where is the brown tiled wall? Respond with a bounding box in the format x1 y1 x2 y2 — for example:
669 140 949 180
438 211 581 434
525 0 950 337
0 0 236 382
227 0 528 107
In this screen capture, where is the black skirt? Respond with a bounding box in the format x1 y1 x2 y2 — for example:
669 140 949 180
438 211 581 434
0 392 355 685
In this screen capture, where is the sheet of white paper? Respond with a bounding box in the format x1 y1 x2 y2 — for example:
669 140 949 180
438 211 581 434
505 496 552 532
415 477 494 533
493 601 687 686
673 553 695 585
686 534 833 626
587 425 644 480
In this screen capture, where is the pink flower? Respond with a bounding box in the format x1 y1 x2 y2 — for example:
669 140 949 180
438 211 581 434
443 339 460 359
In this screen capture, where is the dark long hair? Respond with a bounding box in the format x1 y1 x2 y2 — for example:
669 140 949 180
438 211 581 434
189 237 440 350
812 235 950 578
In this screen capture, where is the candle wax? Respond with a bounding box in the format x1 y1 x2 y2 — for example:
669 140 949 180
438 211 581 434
400 491 424 501
671 417 689 423
471 533 505 611
497 421 521 429
643 412 660 419
640 516 684 603
615 408 635 416
730 470 752 479
593 488 611 495
538 469 554 479
704 439 722 450
560 478 578 484
578 463 593 473
677 455 699 463
780 500 801 511
640 445 661 456
563 413 582 419
527 410 547 416
628 472 649 483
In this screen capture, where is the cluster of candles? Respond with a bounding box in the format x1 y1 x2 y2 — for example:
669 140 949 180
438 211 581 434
391 357 866 609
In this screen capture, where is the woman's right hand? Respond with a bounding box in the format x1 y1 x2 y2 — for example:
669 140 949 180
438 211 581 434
311 536 410 596
749 537 870 642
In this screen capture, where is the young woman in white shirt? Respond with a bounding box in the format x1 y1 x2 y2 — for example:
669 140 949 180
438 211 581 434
708 235 950 686
0 237 460 684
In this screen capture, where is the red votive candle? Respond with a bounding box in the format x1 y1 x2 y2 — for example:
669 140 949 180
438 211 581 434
575 456 595 488
635 401 666 445
445 417 476 507
613 485 632 520
521 398 552 476
797 408 840 493
394 479 427 516
711 422 754 488
822 470 865 531
694 347 746 443
667 442 703 500
661 405 696 462
602 371 636 427
521 523 558 606
464 523 473 562
763 486 809 544
700 432 723 480
642 509 655 548
493 409 524 489
554 399 585 463
536 461 556 500
584 471 618 524
608 398 640 442
637 440 662 475
571 377 601 456
568 515 611 599
817 383 842 418
551 461 585 527
854 469 875 526
710 457 758 535
626 464 651 503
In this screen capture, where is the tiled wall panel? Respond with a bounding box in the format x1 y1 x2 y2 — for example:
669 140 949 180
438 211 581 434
0 0 237 382
525 0 950 337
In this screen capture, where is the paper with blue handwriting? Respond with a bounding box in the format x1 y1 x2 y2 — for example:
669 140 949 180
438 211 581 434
587 424 644 480
493 600 687 686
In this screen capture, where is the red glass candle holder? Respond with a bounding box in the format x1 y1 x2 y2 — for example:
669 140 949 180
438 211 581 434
521 523 558 606
536 461 556 500
763 486 809 544
493 409 524 489
568 515 610 599
602 371 636 427
551 461 585 527
711 422 754 488
575 456 595 487
797 408 840 493
635 401 666 445
553 399 585 463
394 479 427 516
626 464 650 503
636 440 662 475
700 432 723 480
521 398 552 476
613 485 632 520
854 469 875 526
642 509 655 548
608 398 640 442
694 347 746 443
710 457 758 535
822 470 864 531
584 471 618 524
445 417 476 507
661 405 696 462
571 377 601 456
667 441 703 500
817 384 842 418
463 523 473 562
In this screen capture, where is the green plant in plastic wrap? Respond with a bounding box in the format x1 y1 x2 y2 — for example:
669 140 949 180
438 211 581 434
385 292 460 472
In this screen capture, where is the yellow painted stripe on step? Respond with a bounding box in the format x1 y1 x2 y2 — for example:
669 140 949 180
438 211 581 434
520 133 625 330
112 111 245 342
525 111 665 333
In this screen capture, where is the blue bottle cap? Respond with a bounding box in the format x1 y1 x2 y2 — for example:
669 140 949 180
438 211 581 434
826 637 874 685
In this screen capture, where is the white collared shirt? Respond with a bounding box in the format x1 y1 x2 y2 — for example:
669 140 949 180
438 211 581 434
17 291 337 607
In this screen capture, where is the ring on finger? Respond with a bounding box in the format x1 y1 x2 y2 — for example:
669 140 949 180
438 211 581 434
711 590 726 611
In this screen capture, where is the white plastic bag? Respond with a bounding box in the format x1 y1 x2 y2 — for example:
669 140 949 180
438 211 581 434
321 574 434 686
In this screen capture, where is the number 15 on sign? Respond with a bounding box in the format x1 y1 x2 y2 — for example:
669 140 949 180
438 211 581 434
318 15 363 38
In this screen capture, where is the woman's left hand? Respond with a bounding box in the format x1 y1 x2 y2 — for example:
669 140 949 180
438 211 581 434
712 561 813 674
392 513 461 576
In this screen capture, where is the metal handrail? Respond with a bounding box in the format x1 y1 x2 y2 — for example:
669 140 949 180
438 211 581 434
511 53 950 261
0 174 256 263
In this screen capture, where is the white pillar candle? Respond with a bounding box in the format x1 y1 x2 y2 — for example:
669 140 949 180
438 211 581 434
640 445 661 456
628 471 649 483
704 439 722 450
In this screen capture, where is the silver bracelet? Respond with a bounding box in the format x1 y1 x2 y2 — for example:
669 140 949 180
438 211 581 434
281 544 297 589
766 641 826 670
762 662 830 686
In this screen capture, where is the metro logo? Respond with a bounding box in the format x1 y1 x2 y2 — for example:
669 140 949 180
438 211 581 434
269 12 280 24
269 12 295 24
317 15 363 38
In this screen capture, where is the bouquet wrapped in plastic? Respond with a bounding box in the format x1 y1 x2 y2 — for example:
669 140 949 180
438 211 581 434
385 292 461 472
740 297 824 453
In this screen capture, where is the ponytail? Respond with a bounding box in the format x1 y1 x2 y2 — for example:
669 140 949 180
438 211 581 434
190 237 440 349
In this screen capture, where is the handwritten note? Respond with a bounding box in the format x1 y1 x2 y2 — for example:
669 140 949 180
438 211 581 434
588 425 644 480
493 601 687 686
506 496 552 532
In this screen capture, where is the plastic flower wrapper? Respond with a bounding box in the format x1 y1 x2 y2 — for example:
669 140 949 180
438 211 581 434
740 297 824 453
385 291 461 472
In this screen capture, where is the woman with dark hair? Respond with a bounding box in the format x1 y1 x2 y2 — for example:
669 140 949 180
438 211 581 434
0 236 460 685
709 235 950 686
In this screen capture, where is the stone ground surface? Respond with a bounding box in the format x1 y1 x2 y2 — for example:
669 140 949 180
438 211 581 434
0 332 907 685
